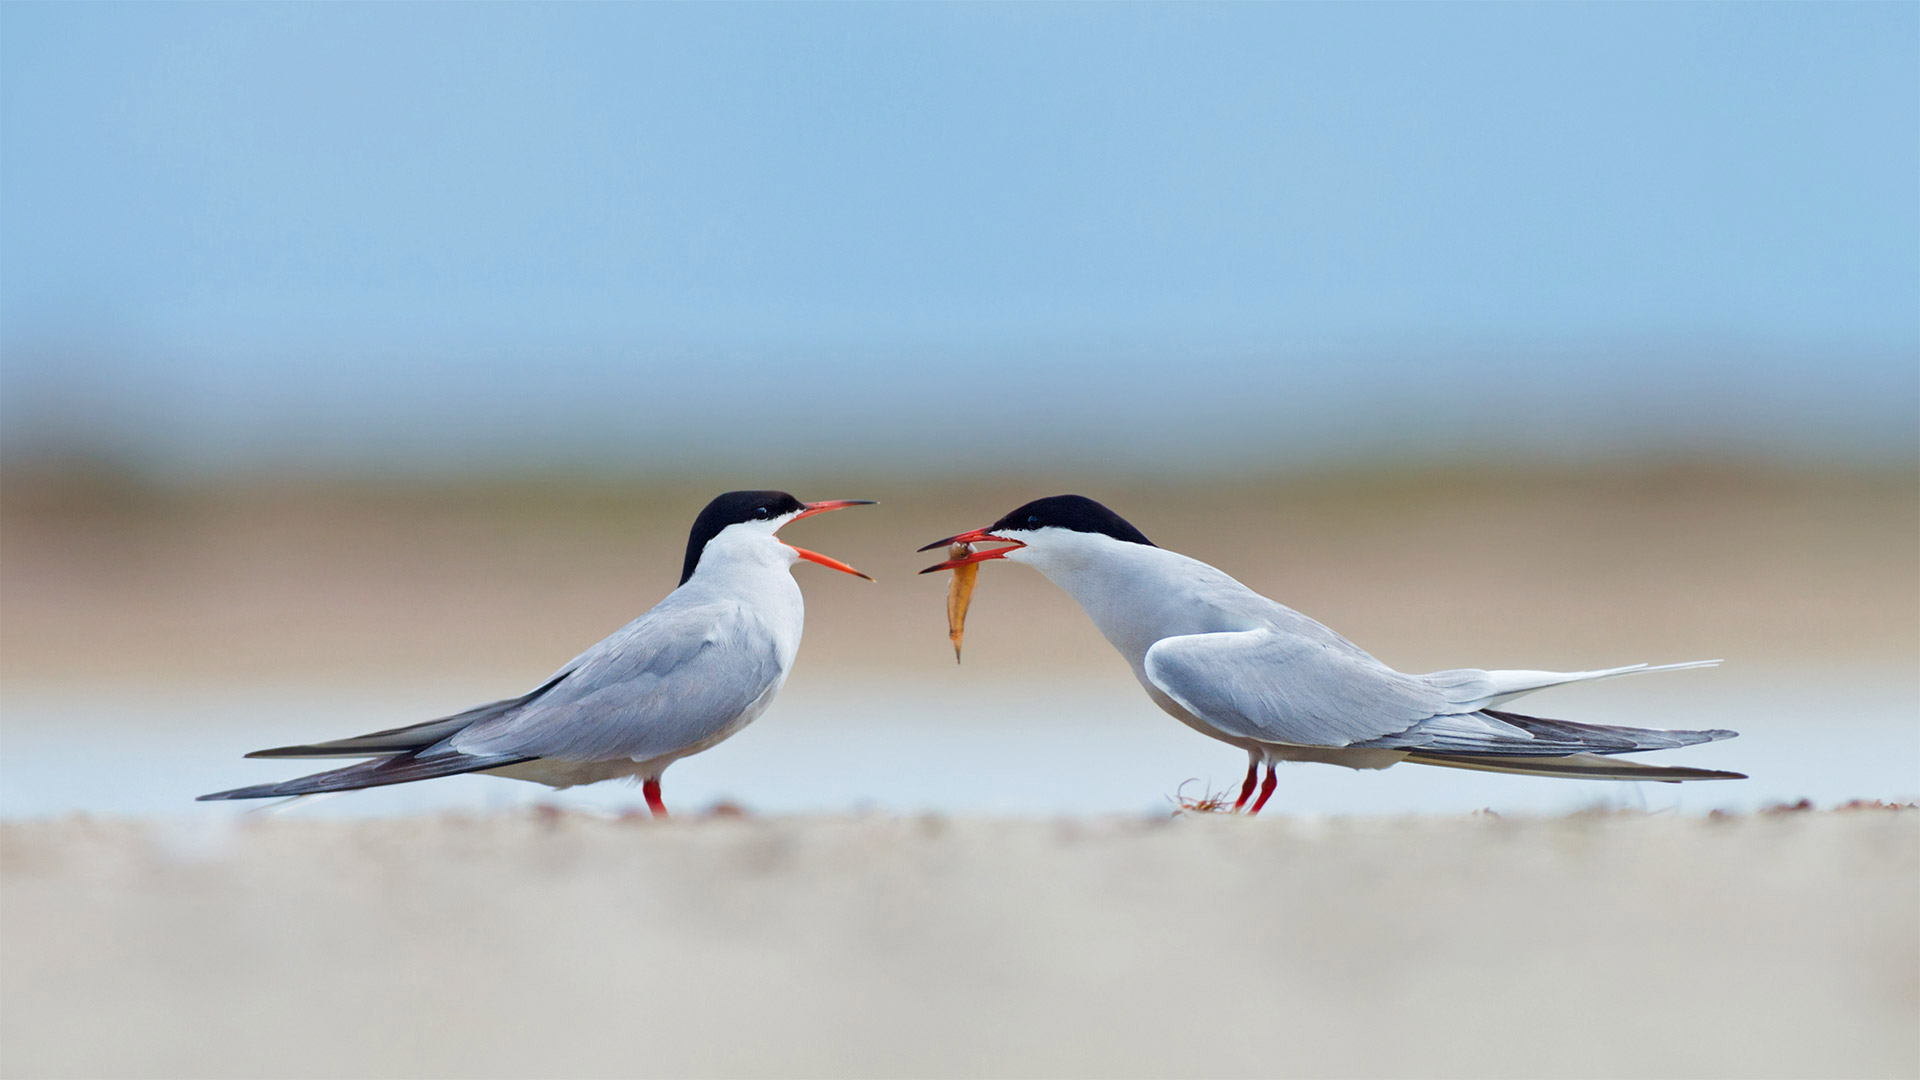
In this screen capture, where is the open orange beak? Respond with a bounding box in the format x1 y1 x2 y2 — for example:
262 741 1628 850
916 527 1026 574
783 500 876 581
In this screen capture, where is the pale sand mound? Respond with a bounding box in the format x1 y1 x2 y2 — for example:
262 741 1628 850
3 811 1915 1078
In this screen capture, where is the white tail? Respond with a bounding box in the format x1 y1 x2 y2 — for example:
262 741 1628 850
1480 659 1722 706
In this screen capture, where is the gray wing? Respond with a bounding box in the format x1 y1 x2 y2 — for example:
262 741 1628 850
1142 629 1483 748
1142 630 1734 757
441 598 785 764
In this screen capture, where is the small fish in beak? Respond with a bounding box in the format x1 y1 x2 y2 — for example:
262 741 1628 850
946 542 978 662
919 526 1023 661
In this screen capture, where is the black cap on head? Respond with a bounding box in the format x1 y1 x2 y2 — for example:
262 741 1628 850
990 495 1154 547
682 490 807 584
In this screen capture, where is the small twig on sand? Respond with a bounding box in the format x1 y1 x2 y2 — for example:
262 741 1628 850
1169 778 1238 816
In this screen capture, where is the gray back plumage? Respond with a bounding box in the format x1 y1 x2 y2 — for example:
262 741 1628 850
442 587 790 764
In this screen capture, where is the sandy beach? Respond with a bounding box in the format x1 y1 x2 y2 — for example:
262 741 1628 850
3 808 1914 1078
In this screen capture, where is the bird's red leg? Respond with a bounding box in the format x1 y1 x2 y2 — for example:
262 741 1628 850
643 778 668 819
1248 762 1278 815
1232 755 1259 811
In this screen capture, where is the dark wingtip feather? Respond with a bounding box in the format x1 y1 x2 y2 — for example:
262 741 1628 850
241 745 374 759
197 751 536 803
1404 751 1748 782
197 784 282 801
1640 764 1748 781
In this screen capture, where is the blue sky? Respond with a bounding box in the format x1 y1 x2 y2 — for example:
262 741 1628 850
2 3 1915 474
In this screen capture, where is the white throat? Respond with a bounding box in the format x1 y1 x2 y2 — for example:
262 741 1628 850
688 519 802 586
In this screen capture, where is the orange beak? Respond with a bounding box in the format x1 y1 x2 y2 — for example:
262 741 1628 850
783 500 876 580
916 527 1026 574
792 499 876 522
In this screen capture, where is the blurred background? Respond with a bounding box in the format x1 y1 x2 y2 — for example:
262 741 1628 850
3 3 1915 818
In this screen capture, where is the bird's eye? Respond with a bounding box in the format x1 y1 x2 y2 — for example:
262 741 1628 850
755 506 770 518
1027 514 1038 525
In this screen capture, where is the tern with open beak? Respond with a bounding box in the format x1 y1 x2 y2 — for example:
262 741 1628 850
921 494 1741 813
201 491 875 816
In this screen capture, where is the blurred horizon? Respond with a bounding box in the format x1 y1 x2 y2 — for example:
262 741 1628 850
6 339 1916 478
4 3 1916 477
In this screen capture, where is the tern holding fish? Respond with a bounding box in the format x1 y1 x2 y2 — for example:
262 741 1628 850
201 491 875 816
946 542 979 660
921 495 1742 813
